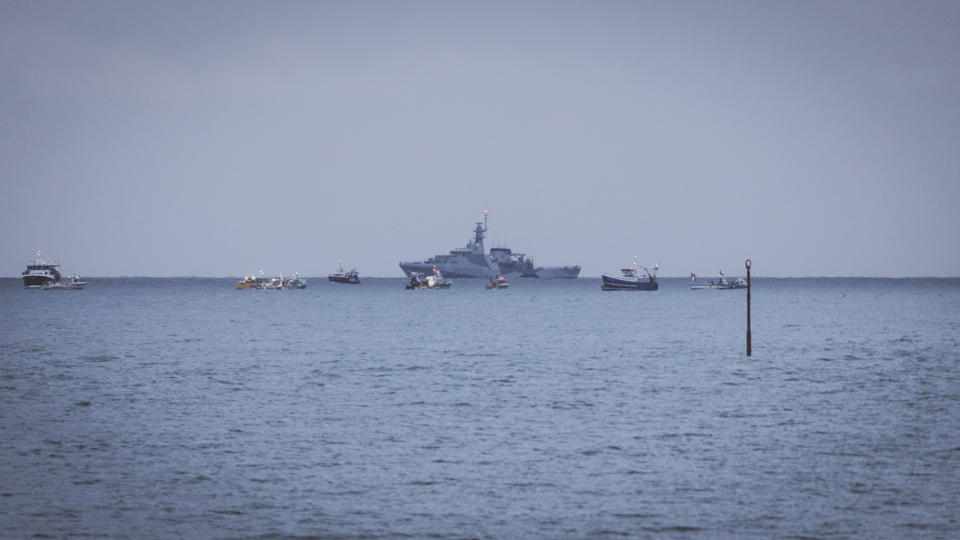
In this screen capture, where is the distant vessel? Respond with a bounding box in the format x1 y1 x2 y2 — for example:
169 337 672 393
602 258 659 291
486 274 509 289
690 271 746 290
237 269 268 289
405 268 452 289
284 273 308 289
328 261 360 284
40 273 85 290
399 211 580 279
22 251 62 288
236 270 306 289
65 273 86 289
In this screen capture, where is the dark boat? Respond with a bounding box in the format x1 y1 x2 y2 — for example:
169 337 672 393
486 274 509 289
601 258 659 291
328 261 360 284
22 251 62 288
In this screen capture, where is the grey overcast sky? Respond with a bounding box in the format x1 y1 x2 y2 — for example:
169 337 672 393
2 1 959 277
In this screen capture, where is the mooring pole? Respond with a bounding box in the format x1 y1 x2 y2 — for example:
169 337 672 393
746 259 752 356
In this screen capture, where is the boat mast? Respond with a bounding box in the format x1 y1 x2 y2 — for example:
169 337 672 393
474 209 488 254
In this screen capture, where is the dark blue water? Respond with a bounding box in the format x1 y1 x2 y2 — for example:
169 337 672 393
1 277 958 538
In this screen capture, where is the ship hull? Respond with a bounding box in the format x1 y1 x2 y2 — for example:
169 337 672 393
399 262 580 279
518 266 581 279
399 262 495 279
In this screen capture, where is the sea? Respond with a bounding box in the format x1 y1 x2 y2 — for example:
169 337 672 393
1 277 958 539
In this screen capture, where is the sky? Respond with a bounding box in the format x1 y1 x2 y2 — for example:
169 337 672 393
2 0 959 278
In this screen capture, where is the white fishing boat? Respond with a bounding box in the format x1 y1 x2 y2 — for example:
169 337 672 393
41 273 85 290
405 268 452 289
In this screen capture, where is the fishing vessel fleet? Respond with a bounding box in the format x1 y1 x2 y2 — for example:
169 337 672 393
20 211 747 292
236 270 307 289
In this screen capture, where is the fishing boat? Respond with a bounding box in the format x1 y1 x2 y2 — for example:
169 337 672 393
22 251 62 288
601 258 659 291
42 273 85 290
328 261 360 284
285 273 308 289
486 274 509 289
425 268 452 288
237 269 268 289
64 273 86 289
405 269 452 289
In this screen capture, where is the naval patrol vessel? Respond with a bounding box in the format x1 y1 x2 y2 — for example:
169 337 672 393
398 211 580 279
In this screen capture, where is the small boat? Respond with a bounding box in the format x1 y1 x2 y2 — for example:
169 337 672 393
328 261 360 284
486 274 509 289
237 269 268 289
405 273 425 289
237 277 262 289
39 271 85 290
405 269 452 289
263 275 287 290
601 257 659 291
285 273 308 289
426 268 452 288
65 273 86 289
690 271 746 290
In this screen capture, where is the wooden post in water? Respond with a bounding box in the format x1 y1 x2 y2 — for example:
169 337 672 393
746 259 752 356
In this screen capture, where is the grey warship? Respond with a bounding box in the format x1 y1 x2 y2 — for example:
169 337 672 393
398 211 580 279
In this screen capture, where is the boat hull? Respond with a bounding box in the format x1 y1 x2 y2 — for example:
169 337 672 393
399 261 493 279
509 265 581 279
23 276 56 288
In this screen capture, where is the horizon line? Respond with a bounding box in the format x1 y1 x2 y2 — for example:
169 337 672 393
4 275 959 280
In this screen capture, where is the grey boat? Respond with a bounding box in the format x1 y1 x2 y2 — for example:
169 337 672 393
398 211 580 279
